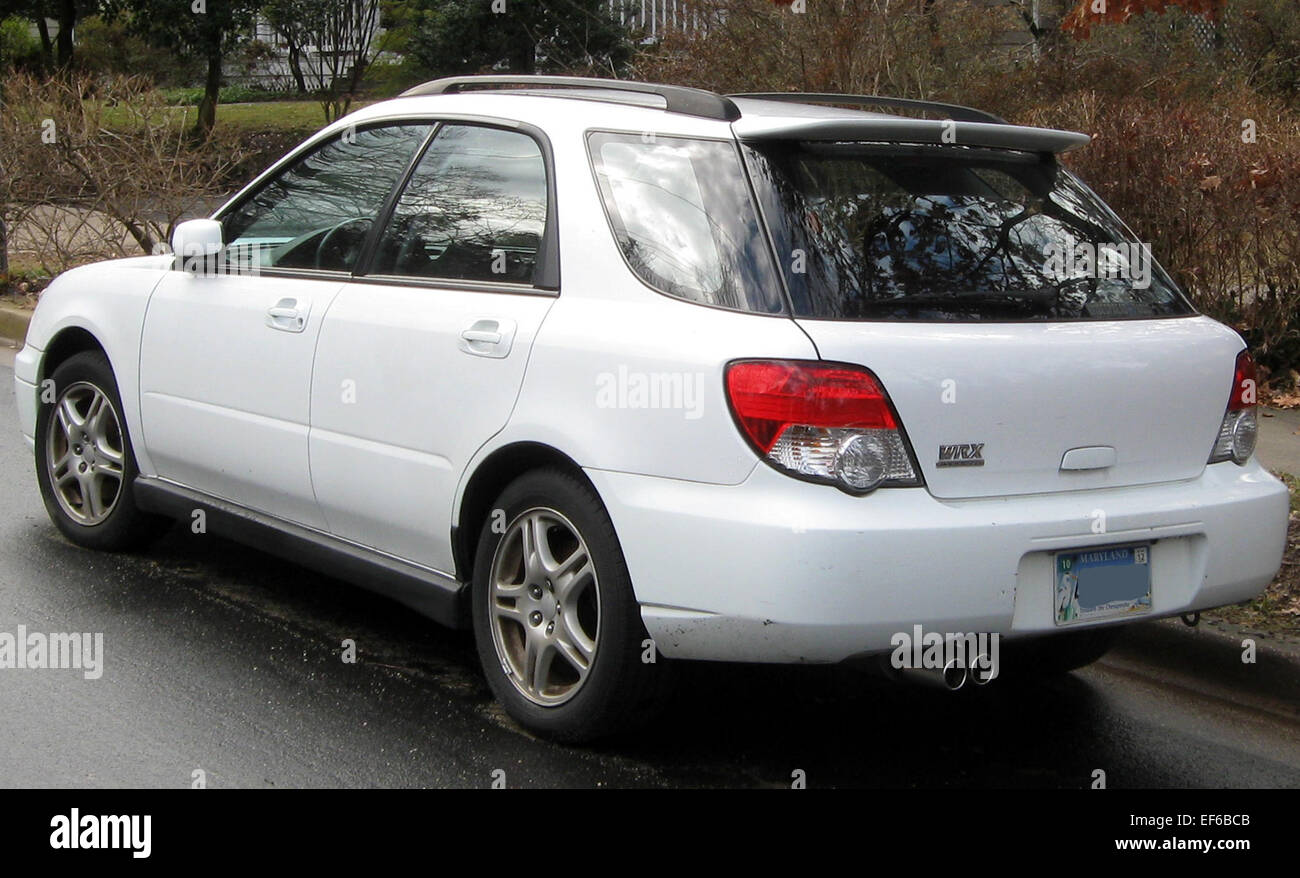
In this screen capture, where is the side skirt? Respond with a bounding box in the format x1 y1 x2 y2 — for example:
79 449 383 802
133 478 468 629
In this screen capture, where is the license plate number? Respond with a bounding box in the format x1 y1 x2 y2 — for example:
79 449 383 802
1054 544 1152 625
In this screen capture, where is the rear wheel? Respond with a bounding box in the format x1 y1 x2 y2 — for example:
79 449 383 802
471 468 672 742
35 351 168 551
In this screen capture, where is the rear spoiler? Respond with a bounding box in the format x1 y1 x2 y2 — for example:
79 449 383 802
731 115 1091 154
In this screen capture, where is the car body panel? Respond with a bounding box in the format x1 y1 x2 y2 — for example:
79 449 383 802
310 281 555 572
140 269 343 530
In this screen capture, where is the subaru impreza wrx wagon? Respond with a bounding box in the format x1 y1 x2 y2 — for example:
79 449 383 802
13 76 1288 740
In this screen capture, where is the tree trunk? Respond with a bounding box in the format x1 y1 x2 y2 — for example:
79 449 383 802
287 44 307 94
0 216 9 278
56 0 76 68
36 15 54 73
195 47 223 139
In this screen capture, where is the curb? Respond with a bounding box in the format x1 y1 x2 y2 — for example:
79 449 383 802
1107 616 1300 709
0 304 31 344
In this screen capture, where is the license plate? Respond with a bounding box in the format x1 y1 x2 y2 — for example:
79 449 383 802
1054 544 1152 625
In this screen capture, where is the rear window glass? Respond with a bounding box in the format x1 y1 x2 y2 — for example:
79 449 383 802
588 132 785 314
742 142 1193 321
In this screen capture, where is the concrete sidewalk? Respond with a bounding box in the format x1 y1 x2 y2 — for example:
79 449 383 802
1258 407 1300 476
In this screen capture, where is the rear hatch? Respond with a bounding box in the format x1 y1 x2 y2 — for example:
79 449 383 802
741 138 1241 499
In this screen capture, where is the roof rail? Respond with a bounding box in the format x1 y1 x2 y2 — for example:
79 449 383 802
728 93 1007 125
401 75 742 122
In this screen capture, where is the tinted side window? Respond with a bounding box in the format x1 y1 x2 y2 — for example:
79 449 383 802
222 124 432 272
371 124 548 284
587 132 785 314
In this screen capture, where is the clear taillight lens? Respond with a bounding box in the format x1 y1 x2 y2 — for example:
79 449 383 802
1209 350 1258 465
725 360 920 493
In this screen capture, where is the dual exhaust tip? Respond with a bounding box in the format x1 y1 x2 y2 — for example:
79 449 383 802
880 655 998 691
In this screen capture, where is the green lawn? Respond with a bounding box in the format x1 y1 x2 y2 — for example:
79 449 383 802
99 99 370 135
218 100 368 132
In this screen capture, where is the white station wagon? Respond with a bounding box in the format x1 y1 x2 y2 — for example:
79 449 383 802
13 76 1289 740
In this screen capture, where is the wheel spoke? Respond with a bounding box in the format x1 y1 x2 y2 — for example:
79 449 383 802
83 392 106 435
519 513 544 582
96 441 124 466
51 451 74 485
557 608 596 663
83 474 105 519
523 635 555 695
57 396 82 438
492 596 526 624
553 549 593 603
555 637 593 685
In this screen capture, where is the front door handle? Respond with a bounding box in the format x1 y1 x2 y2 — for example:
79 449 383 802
266 298 309 333
459 318 516 358
461 328 502 345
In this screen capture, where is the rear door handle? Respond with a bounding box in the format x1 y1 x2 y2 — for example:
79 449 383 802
459 319 516 358
266 298 309 333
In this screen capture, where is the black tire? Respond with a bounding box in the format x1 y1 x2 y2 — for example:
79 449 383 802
35 350 169 551
471 467 674 742
1006 627 1118 677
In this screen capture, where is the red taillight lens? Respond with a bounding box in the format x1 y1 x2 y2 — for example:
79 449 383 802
1210 349 1259 465
725 361 898 453
725 360 919 492
1229 350 1257 412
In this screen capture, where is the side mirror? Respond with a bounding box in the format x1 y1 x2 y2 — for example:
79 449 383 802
171 219 224 273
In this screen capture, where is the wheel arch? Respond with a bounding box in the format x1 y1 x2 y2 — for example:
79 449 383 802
39 325 111 384
453 441 598 584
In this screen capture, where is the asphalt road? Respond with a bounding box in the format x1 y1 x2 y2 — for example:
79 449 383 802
2 356 1299 788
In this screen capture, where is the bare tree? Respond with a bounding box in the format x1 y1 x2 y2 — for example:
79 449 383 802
268 0 385 122
0 73 247 276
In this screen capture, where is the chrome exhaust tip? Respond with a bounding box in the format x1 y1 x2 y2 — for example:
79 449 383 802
968 654 998 686
881 656 969 691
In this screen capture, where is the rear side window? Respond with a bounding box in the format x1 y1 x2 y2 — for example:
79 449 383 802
743 141 1193 321
371 124 549 284
588 132 785 314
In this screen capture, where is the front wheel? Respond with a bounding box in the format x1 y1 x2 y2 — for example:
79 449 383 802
34 350 168 551
471 468 673 742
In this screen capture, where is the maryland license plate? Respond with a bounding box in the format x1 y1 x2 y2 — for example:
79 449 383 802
1054 544 1152 625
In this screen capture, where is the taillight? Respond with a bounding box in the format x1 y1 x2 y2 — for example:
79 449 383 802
725 359 920 493
1209 349 1258 465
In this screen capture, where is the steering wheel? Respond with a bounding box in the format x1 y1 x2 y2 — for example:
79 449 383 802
315 218 373 271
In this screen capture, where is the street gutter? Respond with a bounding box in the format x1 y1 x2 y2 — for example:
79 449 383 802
1106 617 1300 716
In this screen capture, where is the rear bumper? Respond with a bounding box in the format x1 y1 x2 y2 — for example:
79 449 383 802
587 459 1289 663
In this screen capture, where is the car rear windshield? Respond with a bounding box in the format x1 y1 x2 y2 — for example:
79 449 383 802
742 141 1194 321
